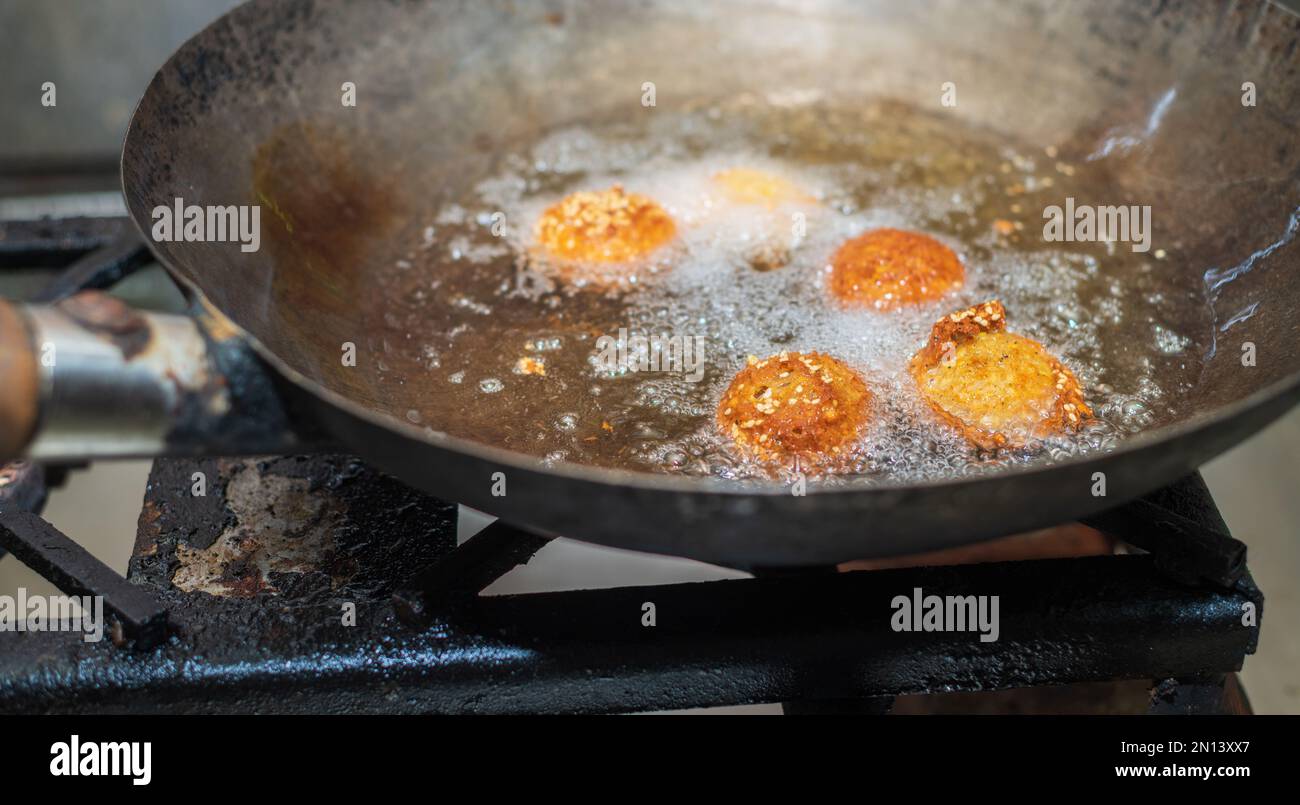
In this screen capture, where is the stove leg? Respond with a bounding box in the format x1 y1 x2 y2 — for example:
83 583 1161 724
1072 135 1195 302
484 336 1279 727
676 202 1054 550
393 521 551 624
0 510 168 649
1148 674 1228 714
781 696 895 715
749 566 897 714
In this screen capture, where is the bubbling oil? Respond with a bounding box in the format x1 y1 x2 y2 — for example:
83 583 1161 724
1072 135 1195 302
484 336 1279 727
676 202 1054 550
368 97 1206 484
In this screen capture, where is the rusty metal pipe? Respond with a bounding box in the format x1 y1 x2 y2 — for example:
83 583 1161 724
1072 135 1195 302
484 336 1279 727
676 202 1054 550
0 291 325 462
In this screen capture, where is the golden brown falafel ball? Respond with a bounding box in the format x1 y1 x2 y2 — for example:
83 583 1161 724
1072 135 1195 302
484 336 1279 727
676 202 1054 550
718 351 872 462
712 167 814 208
533 185 676 263
829 228 964 310
909 300 1092 450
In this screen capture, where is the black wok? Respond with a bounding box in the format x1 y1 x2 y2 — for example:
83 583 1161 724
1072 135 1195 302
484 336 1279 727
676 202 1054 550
6 0 1300 567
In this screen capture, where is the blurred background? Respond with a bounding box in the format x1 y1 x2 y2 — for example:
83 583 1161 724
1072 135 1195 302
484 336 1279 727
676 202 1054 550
0 0 1296 714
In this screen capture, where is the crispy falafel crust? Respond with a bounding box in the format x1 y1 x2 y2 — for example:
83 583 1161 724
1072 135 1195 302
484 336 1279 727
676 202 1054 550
717 351 872 463
909 300 1092 450
533 185 676 263
829 228 964 310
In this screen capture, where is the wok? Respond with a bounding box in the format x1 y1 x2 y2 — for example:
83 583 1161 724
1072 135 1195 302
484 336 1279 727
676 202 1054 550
3 0 1300 568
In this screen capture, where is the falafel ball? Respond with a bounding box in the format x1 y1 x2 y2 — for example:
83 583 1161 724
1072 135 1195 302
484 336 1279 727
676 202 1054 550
712 167 813 208
909 300 1092 450
534 185 676 263
718 351 872 462
829 228 964 310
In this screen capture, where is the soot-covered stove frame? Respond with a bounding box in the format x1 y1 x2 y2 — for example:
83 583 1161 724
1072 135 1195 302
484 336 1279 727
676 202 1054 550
0 453 1263 714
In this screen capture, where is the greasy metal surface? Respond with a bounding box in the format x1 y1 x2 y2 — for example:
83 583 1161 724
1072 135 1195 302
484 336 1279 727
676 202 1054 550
393 521 551 624
0 510 167 649
24 292 225 459
22 291 324 461
30 232 151 304
120 0 1300 564
56 291 150 357
185 297 334 456
0 216 129 267
0 553 1260 713
132 456 456 597
1082 474 1247 588
0 456 1262 714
